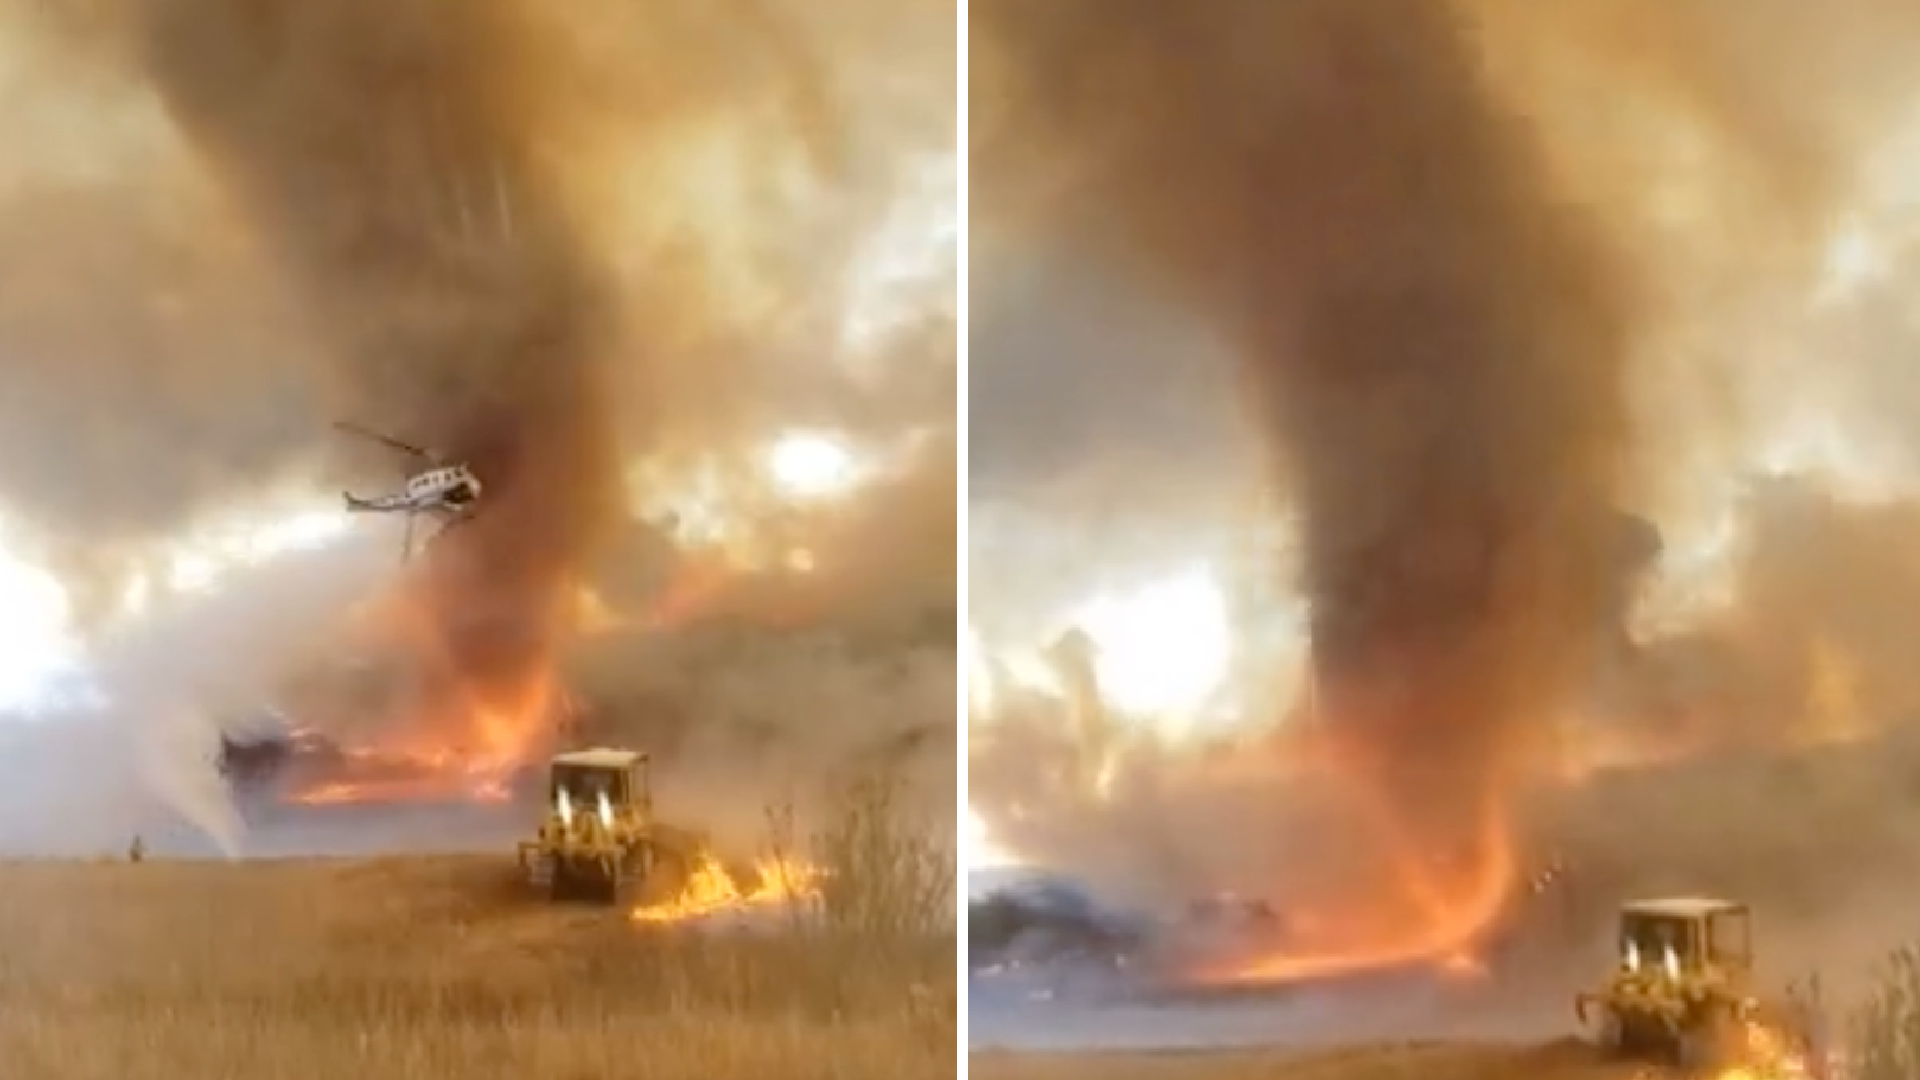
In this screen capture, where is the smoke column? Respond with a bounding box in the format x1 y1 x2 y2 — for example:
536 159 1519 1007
977 0 1632 861
133 0 621 706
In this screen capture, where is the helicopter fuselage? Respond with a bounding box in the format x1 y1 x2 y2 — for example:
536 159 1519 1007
346 464 482 514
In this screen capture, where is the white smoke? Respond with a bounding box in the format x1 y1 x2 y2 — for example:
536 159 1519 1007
0 520 400 856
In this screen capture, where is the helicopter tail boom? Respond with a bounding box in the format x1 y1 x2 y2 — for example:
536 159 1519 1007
344 491 409 513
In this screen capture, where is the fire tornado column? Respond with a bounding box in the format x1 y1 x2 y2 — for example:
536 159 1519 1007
981 0 1635 943
134 0 624 713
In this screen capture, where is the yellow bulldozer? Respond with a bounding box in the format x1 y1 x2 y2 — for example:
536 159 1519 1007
1575 897 1768 1067
515 748 705 904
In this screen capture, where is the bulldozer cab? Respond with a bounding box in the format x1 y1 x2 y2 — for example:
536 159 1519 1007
1618 898 1752 984
524 747 660 905
549 748 651 819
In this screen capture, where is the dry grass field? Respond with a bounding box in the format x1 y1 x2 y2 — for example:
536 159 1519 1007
969 1040 1626 1080
972 948 1920 1080
0 795 956 1080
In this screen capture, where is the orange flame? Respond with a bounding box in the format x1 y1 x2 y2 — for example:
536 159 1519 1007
1715 1015 1820 1080
1192 783 1516 986
290 773 512 806
630 854 823 924
281 569 566 805
275 541 750 808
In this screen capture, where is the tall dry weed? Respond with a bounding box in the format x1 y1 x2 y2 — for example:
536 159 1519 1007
1849 945 1920 1080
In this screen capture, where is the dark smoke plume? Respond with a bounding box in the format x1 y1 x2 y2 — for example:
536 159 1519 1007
131 0 620 706
976 0 1632 851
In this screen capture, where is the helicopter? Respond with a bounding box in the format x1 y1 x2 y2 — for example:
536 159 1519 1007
335 421 484 560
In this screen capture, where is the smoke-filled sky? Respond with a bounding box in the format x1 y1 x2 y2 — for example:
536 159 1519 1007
0 0 955 621
968 0 1920 887
0 0 957 850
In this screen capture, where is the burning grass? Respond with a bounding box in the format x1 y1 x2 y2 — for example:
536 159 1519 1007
0 781 955 1080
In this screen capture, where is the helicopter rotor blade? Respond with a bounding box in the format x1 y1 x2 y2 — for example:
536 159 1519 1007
334 421 435 461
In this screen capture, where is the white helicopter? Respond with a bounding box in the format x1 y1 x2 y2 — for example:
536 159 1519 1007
335 421 484 560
